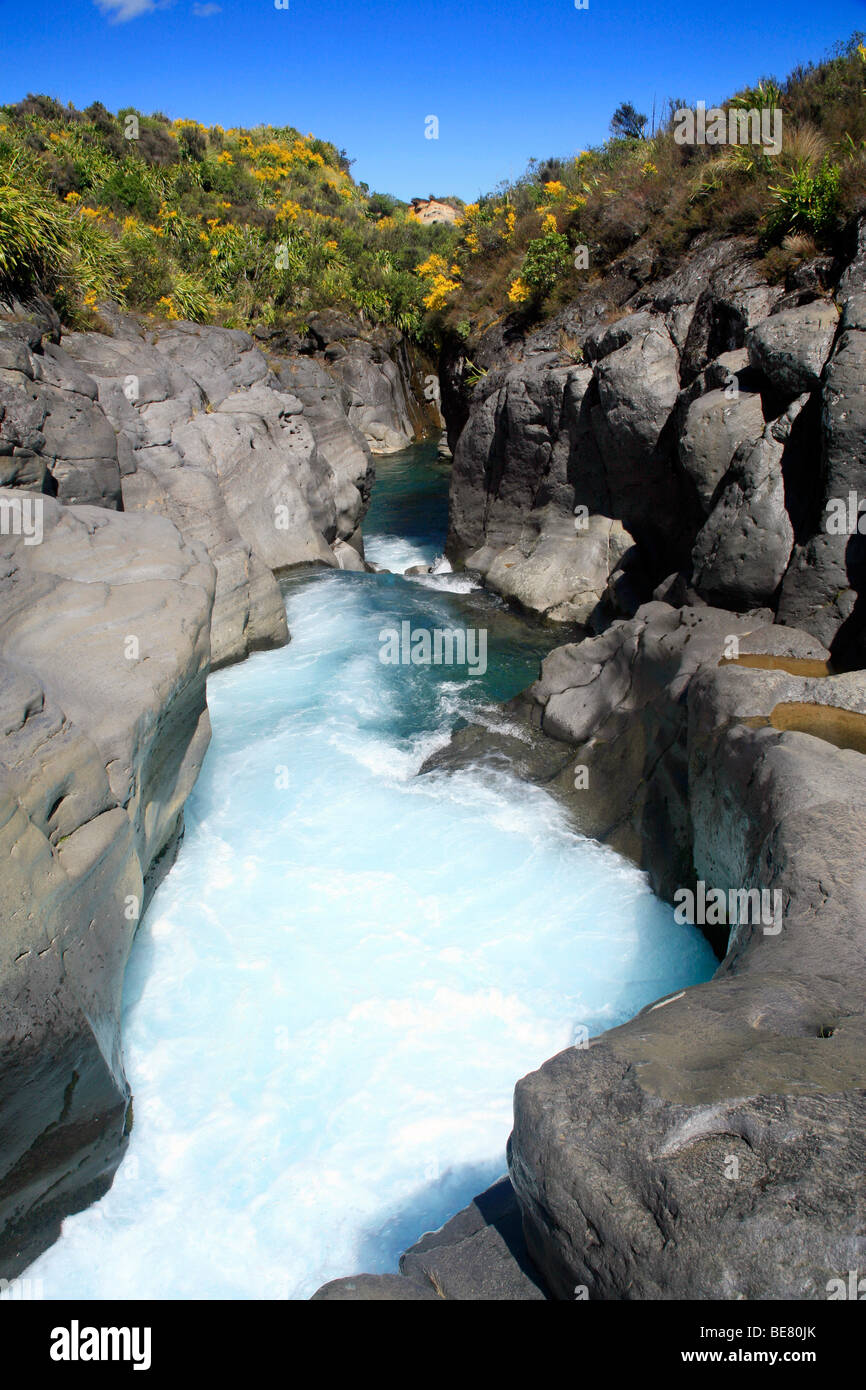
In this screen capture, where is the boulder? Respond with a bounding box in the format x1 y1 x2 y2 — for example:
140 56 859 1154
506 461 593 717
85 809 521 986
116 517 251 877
306 315 432 454
0 322 122 509
678 387 765 513
466 512 634 624
777 301 866 666
311 1176 550 1300
447 362 586 561
58 319 370 661
332 538 366 571
746 299 839 396
590 317 682 540
509 616 866 1299
691 431 794 608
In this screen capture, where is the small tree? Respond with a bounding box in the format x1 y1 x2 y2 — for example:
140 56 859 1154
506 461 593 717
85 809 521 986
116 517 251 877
610 103 648 140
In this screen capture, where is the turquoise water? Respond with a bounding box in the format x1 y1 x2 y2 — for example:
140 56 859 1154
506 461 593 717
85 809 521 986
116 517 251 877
29 442 716 1299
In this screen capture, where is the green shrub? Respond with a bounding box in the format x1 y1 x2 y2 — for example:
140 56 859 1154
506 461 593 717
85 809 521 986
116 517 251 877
118 220 172 307
99 164 161 219
65 210 127 302
165 269 213 322
768 156 841 237
0 158 69 290
0 95 456 336
520 230 571 297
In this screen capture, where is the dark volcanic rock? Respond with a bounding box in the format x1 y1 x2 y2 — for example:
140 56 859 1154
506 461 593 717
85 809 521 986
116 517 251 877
312 1273 442 1300
305 313 440 453
691 431 794 607
311 1176 551 1300
778 295 866 667
442 227 866 655
419 605 866 1298
746 298 839 396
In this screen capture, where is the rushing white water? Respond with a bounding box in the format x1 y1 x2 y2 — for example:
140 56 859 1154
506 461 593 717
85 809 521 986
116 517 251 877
29 447 717 1300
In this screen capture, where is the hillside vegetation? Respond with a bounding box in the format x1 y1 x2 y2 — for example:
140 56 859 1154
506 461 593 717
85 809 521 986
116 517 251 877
432 34 866 342
0 97 461 335
2 35 865 346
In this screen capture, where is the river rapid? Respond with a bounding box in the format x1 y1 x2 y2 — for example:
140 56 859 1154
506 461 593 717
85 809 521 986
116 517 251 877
28 442 716 1299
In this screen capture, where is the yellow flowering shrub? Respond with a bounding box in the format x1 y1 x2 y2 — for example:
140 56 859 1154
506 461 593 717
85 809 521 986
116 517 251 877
415 253 449 279
508 278 530 304
423 274 460 311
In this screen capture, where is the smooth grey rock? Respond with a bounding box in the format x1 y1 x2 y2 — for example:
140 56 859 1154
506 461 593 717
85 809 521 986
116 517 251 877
399 1177 550 1300
678 388 765 513
511 639 866 1298
0 493 214 1277
311 1274 442 1301
306 315 432 454
311 1176 551 1301
447 362 591 562
746 299 839 396
591 318 681 537
837 213 866 300
0 325 122 508
692 431 794 607
332 538 366 571
421 605 865 1299
777 319 866 666
59 318 380 660
465 512 633 624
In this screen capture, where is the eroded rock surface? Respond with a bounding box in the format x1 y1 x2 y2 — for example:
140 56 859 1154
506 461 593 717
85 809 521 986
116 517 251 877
0 493 214 1275
443 224 863 662
0 301 429 1273
417 604 866 1298
0 303 430 666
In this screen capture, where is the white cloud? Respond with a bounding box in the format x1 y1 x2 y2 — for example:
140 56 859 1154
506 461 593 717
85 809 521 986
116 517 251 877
94 0 169 21
193 2 222 14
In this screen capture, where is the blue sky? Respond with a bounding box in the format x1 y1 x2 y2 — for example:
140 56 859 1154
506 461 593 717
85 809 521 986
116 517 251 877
2 0 864 201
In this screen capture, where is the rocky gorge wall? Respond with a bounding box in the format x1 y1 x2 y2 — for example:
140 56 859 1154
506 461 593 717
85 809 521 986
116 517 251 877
316 219 866 1300
443 223 866 671
413 606 866 1298
0 297 429 1274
